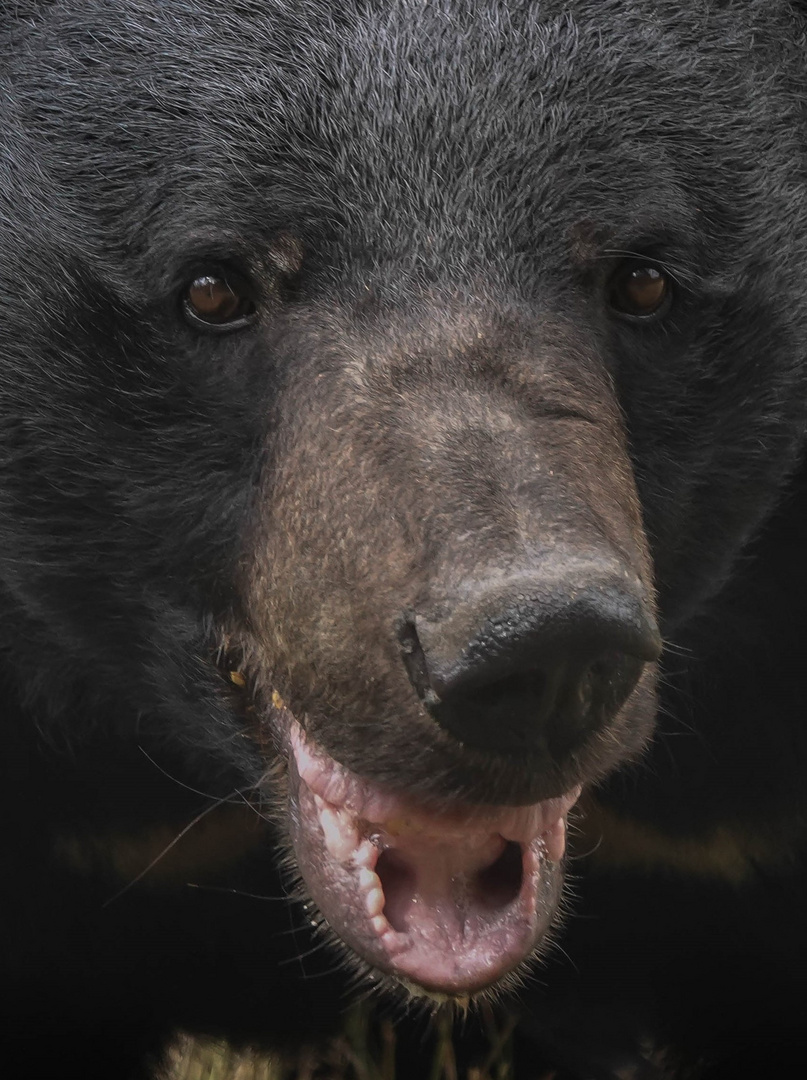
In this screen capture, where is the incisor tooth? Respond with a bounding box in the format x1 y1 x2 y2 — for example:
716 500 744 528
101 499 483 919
353 840 376 868
318 805 358 863
366 888 385 918
358 868 377 891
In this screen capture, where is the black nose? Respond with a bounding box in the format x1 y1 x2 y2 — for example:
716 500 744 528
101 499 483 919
397 575 661 756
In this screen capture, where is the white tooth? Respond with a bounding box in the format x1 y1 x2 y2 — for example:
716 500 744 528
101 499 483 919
318 805 358 862
543 817 567 863
382 929 405 954
358 868 377 891
366 887 385 918
353 840 377 869
371 915 388 935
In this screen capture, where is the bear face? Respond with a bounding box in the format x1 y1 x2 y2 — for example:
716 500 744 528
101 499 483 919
1 0 806 1040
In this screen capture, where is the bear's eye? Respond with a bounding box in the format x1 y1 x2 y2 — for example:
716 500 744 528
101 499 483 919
182 271 257 331
608 263 672 319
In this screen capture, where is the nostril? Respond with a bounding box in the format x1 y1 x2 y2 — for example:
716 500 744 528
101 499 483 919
396 617 441 709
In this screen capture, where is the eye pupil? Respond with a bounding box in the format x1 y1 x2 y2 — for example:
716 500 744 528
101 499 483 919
184 272 255 328
610 264 670 317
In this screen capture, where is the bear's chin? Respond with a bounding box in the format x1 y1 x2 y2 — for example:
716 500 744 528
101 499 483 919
284 718 580 998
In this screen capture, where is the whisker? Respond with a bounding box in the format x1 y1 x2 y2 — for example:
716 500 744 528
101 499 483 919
184 883 289 902
102 793 238 907
138 745 243 803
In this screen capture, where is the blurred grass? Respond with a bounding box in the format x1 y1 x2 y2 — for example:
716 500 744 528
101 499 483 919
164 1004 519 1080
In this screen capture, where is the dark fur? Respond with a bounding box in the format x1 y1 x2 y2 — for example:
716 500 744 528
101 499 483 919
2 2 807 1077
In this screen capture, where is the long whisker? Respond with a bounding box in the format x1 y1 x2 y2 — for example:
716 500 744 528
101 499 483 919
102 792 240 907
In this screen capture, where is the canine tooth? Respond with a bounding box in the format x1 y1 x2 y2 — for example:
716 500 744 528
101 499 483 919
542 816 567 863
271 689 286 709
371 915 388 935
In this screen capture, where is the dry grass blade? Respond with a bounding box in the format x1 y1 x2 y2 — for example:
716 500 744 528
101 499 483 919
164 1002 516 1080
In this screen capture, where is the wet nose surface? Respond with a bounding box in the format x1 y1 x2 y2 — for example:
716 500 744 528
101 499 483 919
398 577 661 755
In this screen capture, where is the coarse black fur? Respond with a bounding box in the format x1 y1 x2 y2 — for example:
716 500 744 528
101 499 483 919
1 1 807 1077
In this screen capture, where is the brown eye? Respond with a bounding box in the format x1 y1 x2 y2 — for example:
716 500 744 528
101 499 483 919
609 263 671 319
182 271 256 330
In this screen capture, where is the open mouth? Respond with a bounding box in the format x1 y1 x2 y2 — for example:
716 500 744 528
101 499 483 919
285 717 581 997
219 653 582 996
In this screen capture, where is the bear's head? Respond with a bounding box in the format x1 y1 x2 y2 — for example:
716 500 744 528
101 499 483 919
1 0 806 999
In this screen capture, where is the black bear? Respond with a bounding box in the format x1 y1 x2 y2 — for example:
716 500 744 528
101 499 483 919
1 1 806 1078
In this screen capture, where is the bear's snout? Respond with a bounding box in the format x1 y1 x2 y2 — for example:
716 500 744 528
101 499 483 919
240 304 661 807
